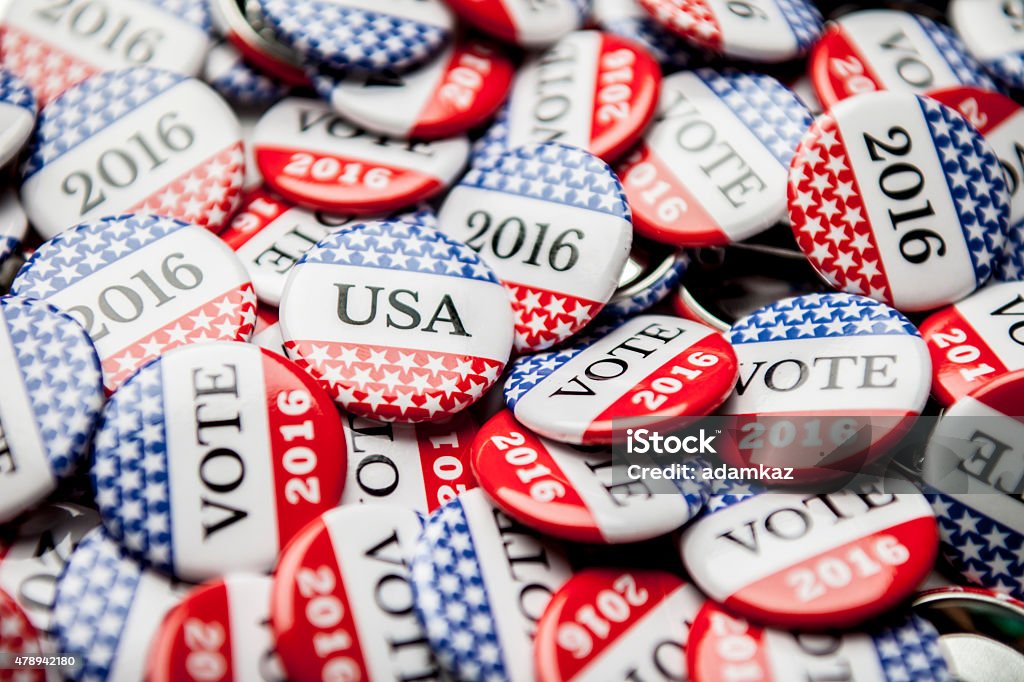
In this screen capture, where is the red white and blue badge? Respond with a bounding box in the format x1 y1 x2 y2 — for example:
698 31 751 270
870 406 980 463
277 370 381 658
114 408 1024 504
535 569 704 682
472 31 661 165
0 190 28 271
253 97 468 214
504 315 737 445
919 281 1024 406
208 0 310 88
638 0 823 63
203 40 290 108
0 69 35 169
809 10 999 109
679 478 939 630
19 68 245 239
472 410 708 542
439 142 633 353
279 219 514 423
592 0 706 73
0 296 103 524
11 214 257 392
600 244 689 321
617 69 812 247
272 505 434 682
148 575 280 682
0 587 45 681
255 0 453 72
341 412 478 513
0 0 211 106
91 341 346 581
950 0 1024 90
789 91 1009 312
411 489 572 682
686 601 952 682
443 0 587 48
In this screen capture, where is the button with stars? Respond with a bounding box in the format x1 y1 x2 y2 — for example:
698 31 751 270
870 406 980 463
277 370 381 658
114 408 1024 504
600 239 689 321
92 340 346 582
789 91 1009 312
439 142 633 353
0 189 28 272
11 214 258 392
0 587 45 681
0 69 35 170
20 68 246 239
203 40 290 108
592 0 708 73
443 0 587 48
0 296 104 524
950 0 1024 91
505 315 738 445
279 219 514 423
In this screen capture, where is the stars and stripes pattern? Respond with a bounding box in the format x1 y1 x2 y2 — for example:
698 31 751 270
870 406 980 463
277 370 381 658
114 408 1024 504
204 47 289 107
639 0 722 50
470 105 511 166
148 0 211 32
599 251 689 320
996 218 1024 282
0 68 36 117
0 588 44 677
509 284 600 352
986 52 1024 90
870 615 953 682
597 11 706 73
0 25 100 107
913 14 999 94
773 0 824 53
504 345 585 409
703 477 761 513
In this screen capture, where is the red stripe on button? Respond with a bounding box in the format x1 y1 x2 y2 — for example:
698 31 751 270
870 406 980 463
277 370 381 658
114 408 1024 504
810 24 887 108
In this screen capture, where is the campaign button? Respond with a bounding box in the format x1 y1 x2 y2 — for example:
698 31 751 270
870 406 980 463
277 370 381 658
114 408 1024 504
471 410 708 542
950 0 1024 90
0 190 28 271
444 0 586 48
809 9 999 109
313 36 515 141
11 214 258 392
789 91 1009 312
0 0 211 106
411 488 572 682
505 315 737 445
20 68 245 238
251 304 285 355
535 569 705 682
638 0 823 63
253 97 468 214
686 601 952 682
256 0 453 73
0 69 35 169
617 69 812 247
208 0 309 87
92 340 346 581
919 281 1024 406
148 574 281 682
439 142 633 352
0 587 45 680
272 505 437 682
279 219 514 423
341 411 478 514
203 40 290 108
600 241 688 320
472 31 661 165
0 296 104 524
679 477 939 630
593 0 707 73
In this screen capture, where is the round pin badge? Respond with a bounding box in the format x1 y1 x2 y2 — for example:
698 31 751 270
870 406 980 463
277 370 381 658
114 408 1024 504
0 0 211 106
20 68 245 239
313 36 515 141
616 69 812 247
439 142 633 353
789 91 1009 312
92 340 346 581
472 31 661 165
204 40 290 107
534 569 705 682
209 0 309 87
599 241 688 320
272 505 437 682
411 488 572 682
0 190 28 271
686 601 952 682
256 0 453 73
279 219 514 423
443 0 587 48
0 69 35 169
0 588 45 681
471 410 709 543
11 214 257 392
809 9 999 109
253 97 468 214
0 296 104 524
950 0 1024 90
638 0 823 63
148 575 282 682
504 315 738 445
592 0 706 73
679 477 939 630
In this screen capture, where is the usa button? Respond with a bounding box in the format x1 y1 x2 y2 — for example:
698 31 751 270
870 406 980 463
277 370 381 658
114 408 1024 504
0 69 35 169
617 69 812 247
279 219 514 423
208 0 309 87
0 587 45 680
592 0 706 73
600 241 688 320
272 505 436 682
679 478 939 630
809 9 998 109
0 296 103 524
20 68 245 239
92 341 346 581
472 410 708 542
253 97 468 214
11 214 257 392
505 315 737 445
439 142 633 352
443 0 587 48
686 601 952 682
411 489 572 682
535 569 705 682
472 31 661 164
0 190 28 271
203 40 290 108
950 0 1024 90
789 91 1009 312
148 575 280 682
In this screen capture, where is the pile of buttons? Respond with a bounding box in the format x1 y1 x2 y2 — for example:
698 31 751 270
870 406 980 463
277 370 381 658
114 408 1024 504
0 0 1022 680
